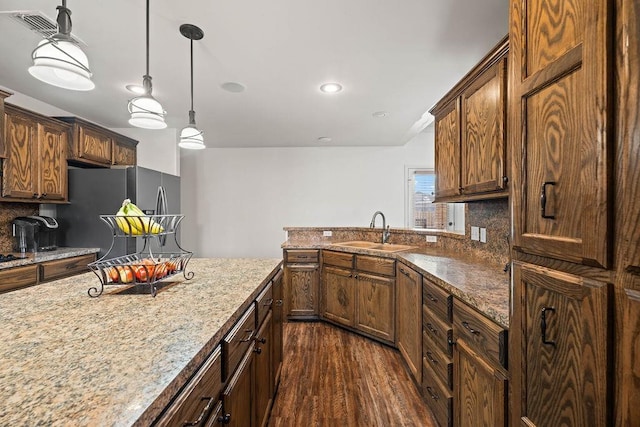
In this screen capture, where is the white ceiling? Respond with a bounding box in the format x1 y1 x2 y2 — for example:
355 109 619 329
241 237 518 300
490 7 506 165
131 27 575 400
0 0 508 148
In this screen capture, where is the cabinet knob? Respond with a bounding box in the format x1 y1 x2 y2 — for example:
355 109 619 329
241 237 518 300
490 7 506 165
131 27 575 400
253 346 262 354
255 336 267 344
218 413 231 424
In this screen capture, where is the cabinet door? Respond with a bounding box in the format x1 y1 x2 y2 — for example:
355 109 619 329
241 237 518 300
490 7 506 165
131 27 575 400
461 58 507 195
322 266 355 327
78 125 112 165
396 264 422 382
284 263 319 319
434 99 461 200
254 312 272 427
621 289 640 423
511 263 609 427
37 122 68 201
355 273 395 343
271 270 284 388
222 349 253 427
2 111 38 199
509 0 612 267
454 339 507 427
112 138 136 166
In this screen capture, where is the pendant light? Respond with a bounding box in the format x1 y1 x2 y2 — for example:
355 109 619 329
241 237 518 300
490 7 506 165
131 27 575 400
178 24 205 149
128 0 167 129
28 0 94 91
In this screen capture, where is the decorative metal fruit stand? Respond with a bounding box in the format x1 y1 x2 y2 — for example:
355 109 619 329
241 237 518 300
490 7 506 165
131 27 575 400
87 214 194 297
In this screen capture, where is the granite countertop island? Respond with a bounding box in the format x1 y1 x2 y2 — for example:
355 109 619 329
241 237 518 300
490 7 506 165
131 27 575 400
283 240 510 328
0 257 282 426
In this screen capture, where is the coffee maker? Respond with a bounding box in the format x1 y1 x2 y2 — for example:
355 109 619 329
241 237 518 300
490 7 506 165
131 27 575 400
12 216 59 253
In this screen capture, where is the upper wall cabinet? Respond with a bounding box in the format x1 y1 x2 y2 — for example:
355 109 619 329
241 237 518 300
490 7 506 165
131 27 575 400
509 0 612 268
0 90 10 156
430 36 508 203
1 104 69 203
55 117 137 168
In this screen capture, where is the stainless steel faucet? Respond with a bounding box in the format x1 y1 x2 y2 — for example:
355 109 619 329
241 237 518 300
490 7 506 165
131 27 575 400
370 211 391 244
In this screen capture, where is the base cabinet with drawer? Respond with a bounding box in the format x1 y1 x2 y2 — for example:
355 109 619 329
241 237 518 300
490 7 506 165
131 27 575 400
452 299 508 427
283 249 320 320
321 250 396 344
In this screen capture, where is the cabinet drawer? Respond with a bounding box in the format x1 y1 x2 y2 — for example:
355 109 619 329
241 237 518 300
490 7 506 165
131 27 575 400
155 345 223 427
78 126 112 164
323 250 354 269
0 264 39 293
255 281 273 328
423 306 453 357
223 304 256 381
357 255 395 276
422 360 453 427
423 330 453 391
423 278 452 323
40 254 96 282
453 299 508 368
286 250 319 263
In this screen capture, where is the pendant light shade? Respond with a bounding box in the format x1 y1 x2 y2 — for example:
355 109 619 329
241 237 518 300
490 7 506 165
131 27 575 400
128 0 166 129
28 1 94 91
178 24 205 149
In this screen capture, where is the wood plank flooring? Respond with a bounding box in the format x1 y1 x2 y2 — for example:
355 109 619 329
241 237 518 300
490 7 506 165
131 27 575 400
268 322 437 427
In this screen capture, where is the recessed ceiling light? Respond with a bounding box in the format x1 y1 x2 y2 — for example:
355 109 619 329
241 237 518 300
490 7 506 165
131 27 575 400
317 137 332 143
320 83 342 93
372 111 389 118
125 84 146 94
221 82 246 93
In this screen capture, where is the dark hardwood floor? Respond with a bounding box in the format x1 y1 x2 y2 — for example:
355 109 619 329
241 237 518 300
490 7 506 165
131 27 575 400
268 322 437 427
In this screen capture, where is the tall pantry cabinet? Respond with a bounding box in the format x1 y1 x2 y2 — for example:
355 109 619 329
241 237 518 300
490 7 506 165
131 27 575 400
509 0 640 425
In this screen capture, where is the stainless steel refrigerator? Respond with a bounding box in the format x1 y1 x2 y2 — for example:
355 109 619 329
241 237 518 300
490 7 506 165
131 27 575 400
57 166 181 258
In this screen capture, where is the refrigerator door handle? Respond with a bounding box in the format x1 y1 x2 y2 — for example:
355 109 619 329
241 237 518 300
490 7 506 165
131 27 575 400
156 186 169 246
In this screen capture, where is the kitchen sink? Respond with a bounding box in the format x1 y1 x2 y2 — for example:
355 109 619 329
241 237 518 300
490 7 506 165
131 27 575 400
333 241 417 253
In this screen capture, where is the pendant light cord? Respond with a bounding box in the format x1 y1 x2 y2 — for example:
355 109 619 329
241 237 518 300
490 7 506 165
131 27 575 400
145 0 150 77
190 38 194 112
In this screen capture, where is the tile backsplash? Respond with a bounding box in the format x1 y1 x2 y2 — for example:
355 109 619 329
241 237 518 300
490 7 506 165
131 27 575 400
0 203 39 252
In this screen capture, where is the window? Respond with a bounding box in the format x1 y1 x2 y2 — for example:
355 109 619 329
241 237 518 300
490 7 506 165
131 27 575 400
405 168 465 233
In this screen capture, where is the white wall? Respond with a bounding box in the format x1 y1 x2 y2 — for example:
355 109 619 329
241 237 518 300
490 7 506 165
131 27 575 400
180 127 434 259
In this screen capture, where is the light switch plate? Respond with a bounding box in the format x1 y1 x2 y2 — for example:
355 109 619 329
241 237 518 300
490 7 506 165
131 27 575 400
471 226 480 241
426 235 437 243
480 228 487 243
323 230 332 237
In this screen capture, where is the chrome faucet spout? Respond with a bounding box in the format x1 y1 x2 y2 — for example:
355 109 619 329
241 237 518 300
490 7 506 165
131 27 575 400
370 211 390 244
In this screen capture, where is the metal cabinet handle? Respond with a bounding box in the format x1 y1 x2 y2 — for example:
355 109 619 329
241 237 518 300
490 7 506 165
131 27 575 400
426 323 438 335
426 386 439 401
183 396 214 426
239 329 254 342
263 298 273 307
462 321 480 335
426 293 438 303
275 299 283 306
540 181 556 219
541 307 556 346
426 351 438 364
399 268 411 277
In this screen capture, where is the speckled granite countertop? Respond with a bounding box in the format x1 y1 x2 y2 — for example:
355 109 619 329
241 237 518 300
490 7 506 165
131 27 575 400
0 247 100 270
0 257 282 427
282 240 510 328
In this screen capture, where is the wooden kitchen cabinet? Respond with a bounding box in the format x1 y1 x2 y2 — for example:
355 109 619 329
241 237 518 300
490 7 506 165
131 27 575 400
56 116 137 167
509 0 612 268
2 104 69 203
254 311 272 427
321 251 395 344
283 250 320 320
431 36 508 202
0 89 10 157
154 345 223 426
0 264 39 293
222 348 253 427
511 262 609 426
323 265 356 327
40 253 96 283
271 269 284 389
396 262 422 383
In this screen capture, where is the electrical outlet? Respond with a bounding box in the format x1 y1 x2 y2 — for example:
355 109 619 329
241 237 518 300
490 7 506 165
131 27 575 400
480 228 487 243
471 226 480 241
323 230 332 237
426 235 437 243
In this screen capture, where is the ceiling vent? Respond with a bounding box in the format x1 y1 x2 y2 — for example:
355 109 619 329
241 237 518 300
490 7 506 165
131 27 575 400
0 10 86 45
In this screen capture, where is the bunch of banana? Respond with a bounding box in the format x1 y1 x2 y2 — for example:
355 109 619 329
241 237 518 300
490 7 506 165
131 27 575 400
115 199 164 235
